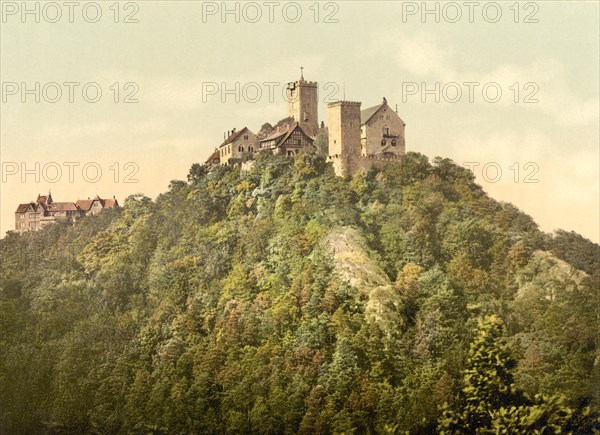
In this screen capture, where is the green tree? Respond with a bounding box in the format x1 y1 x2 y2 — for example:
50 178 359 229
438 315 582 434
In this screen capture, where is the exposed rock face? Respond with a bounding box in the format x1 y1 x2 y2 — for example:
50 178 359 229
516 250 589 301
322 226 403 327
322 227 389 291
530 250 588 285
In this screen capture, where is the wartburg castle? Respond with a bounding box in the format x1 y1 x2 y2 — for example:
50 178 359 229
14 71 406 233
205 71 407 177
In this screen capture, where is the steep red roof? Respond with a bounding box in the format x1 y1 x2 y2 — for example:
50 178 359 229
220 127 250 147
262 127 290 142
103 198 119 208
76 196 118 211
259 123 313 148
48 202 79 212
75 199 93 211
15 203 35 213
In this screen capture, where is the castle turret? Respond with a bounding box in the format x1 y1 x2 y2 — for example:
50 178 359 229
327 101 361 177
287 72 319 137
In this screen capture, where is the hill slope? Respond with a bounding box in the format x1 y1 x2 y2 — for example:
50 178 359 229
1 151 598 433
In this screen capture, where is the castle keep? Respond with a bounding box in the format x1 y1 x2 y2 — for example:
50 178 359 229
205 72 407 177
287 73 319 137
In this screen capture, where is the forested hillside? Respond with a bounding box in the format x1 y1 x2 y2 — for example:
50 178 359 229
1 151 598 433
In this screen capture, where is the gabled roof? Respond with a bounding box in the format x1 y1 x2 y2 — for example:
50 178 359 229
261 126 290 142
48 202 79 212
220 127 251 147
16 203 36 213
205 149 220 166
75 199 93 211
259 123 313 148
76 196 119 211
360 104 384 125
103 198 119 208
360 99 405 125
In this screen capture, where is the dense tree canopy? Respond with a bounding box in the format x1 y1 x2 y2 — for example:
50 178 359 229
1 150 598 433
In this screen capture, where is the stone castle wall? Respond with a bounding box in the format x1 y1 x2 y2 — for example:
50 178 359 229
329 154 403 178
328 101 361 156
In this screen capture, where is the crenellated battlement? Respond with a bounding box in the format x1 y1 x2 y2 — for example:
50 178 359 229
327 101 362 107
288 80 318 87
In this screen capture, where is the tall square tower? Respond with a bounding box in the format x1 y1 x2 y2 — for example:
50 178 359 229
287 74 319 137
327 101 362 176
328 101 361 156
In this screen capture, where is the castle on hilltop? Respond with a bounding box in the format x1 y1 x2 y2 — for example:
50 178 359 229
14 192 118 233
205 71 406 177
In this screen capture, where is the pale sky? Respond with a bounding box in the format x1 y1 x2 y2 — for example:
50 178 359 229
1 1 599 242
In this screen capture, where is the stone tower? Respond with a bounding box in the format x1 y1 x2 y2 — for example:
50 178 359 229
327 101 361 177
287 71 319 137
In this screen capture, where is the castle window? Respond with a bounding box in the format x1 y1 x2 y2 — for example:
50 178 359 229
249 146 254 152
392 139 397 146
244 134 249 140
381 139 386 146
239 145 244 152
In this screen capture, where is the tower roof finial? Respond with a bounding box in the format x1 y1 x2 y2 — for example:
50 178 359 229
300 66 304 80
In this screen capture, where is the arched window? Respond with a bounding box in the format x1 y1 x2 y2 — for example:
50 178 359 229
381 139 386 146
249 146 254 152
392 139 397 146
239 145 244 152
383 126 390 136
